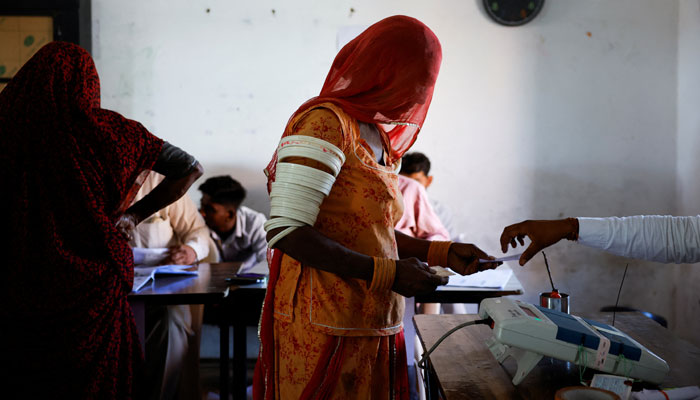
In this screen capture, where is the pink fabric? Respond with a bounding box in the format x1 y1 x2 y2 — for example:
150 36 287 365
395 175 450 241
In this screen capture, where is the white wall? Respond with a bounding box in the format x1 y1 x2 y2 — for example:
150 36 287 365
92 1 698 343
675 0 700 344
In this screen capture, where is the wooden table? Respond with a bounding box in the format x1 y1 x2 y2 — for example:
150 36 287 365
128 262 240 400
414 313 700 400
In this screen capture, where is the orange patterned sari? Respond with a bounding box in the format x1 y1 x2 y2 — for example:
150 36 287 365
255 103 409 400
256 15 441 399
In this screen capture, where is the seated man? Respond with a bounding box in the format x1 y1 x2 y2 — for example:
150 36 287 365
130 170 215 400
198 175 267 269
395 173 450 241
399 154 469 316
400 152 458 241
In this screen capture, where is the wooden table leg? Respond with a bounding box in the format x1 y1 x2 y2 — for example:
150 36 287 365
425 359 442 400
129 299 146 352
233 322 247 399
220 323 229 400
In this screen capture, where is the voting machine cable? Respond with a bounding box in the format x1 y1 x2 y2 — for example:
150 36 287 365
416 318 492 370
612 263 629 327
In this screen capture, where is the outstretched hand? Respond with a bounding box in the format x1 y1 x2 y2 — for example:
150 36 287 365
499 218 579 266
447 243 501 275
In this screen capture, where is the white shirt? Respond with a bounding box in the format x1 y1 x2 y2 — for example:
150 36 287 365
130 172 212 262
210 205 267 269
578 215 700 264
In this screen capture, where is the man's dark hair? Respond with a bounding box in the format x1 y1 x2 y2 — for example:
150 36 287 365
400 152 431 175
198 175 246 208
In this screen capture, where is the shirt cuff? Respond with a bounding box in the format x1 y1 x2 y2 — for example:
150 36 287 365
576 217 610 250
185 239 209 262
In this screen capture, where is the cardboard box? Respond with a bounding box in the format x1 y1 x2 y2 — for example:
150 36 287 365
0 15 52 78
0 59 20 77
0 16 21 32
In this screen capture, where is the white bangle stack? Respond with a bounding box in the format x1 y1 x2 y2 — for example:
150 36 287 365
264 135 346 248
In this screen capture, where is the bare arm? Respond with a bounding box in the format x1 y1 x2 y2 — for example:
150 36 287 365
267 226 374 280
116 142 203 240
395 229 431 260
268 226 446 297
126 162 203 225
395 229 500 275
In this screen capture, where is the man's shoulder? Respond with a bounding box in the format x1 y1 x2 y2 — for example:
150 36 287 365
239 205 265 216
238 206 268 225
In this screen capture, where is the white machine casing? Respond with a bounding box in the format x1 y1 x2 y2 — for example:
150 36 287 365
478 297 669 385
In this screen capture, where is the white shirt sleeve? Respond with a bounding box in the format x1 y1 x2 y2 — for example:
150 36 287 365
168 194 210 262
577 215 700 263
250 212 269 264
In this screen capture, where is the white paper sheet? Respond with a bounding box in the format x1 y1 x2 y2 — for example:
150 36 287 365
238 260 269 275
132 247 168 265
479 253 523 263
132 264 198 292
446 267 513 288
631 386 700 400
591 374 632 400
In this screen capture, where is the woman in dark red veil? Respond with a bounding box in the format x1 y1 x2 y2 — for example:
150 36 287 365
0 42 202 399
255 15 497 400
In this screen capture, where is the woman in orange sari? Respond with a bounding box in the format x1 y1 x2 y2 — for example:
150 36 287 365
254 16 498 400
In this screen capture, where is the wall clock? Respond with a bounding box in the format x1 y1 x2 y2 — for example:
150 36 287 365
483 0 544 26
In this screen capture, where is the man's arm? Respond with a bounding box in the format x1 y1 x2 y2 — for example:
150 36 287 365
500 215 700 265
166 191 210 263
578 215 700 263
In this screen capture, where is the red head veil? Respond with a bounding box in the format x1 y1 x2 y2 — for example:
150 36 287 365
312 15 442 163
266 15 442 180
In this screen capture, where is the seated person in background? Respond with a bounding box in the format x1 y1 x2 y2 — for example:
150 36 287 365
130 169 214 400
198 175 267 270
395 174 450 241
399 154 468 316
400 152 459 241
501 215 700 266
396 174 449 317
131 172 212 265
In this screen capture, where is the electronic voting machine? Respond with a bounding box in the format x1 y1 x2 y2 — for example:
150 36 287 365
478 297 669 385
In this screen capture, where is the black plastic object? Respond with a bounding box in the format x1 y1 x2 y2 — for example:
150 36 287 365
483 0 545 26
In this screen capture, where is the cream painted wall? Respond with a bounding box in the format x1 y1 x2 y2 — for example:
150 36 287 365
91 1 698 344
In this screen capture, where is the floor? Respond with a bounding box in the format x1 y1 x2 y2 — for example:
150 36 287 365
199 360 419 400
196 307 443 400
199 358 255 400
199 323 257 399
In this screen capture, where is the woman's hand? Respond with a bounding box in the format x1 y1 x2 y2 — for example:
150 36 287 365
115 213 139 241
392 257 447 297
447 243 501 275
499 218 579 265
